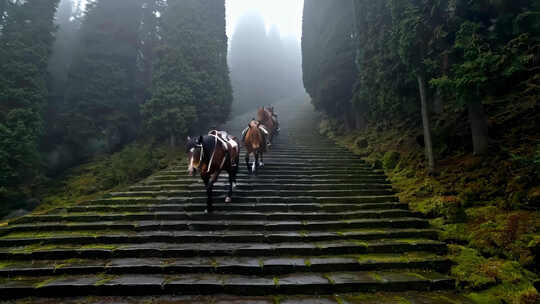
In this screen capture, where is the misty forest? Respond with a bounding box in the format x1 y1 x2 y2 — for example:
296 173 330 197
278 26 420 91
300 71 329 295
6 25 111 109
0 0 539 303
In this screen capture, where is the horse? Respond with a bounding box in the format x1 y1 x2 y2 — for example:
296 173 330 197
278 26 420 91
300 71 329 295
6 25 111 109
186 130 239 213
266 106 280 134
257 107 278 144
243 120 266 175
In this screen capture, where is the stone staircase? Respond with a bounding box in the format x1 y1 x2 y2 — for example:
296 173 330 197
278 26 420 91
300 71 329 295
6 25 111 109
0 106 466 302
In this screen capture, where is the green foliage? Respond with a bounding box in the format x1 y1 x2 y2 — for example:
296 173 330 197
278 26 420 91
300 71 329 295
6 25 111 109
382 151 400 170
141 0 232 140
62 0 143 156
302 0 357 118
0 0 59 203
37 143 181 212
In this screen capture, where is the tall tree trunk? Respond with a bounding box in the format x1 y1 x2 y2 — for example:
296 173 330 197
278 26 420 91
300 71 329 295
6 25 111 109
170 134 176 148
353 102 367 129
467 99 489 155
417 74 435 172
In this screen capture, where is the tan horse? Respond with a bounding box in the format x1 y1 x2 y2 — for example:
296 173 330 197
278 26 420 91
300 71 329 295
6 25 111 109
243 120 265 175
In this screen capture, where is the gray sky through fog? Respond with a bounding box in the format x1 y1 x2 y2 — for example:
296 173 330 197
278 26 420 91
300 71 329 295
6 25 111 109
225 0 304 42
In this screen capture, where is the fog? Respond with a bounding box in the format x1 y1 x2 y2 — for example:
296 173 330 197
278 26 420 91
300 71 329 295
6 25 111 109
226 0 305 115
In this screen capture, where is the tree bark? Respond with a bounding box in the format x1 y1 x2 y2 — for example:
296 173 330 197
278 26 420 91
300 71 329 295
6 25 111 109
417 73 435 172
467 99 489 155
170 134 176 148
353 102 367 129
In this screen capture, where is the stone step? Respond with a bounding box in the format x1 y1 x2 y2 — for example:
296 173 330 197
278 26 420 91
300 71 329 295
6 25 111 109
0 239 447 260
0 253 451 277
164 168 379 174
0 292 470 303
11 209 414 225
142 178 390 186
106 189 395 198
59 202 410 214
0 217 429 236
152 173 386 180
129 183 393 192
84 195 398 205
0 228 438 247
0 270 454 299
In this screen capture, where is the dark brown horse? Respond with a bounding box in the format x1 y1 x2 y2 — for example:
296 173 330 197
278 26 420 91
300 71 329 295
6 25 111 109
186 130 239 213
243 120 266 175
257 107 278 144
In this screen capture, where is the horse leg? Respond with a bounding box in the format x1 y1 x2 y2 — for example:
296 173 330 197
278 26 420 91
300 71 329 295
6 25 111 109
202 175 213 213
245 151 251 174
254 153 259 176
226 168 233 203
259 151 264 167
233 153 239 187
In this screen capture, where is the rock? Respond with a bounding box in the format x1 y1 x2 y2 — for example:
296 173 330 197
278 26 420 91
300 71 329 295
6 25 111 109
372 160 383 169
355 138 368 149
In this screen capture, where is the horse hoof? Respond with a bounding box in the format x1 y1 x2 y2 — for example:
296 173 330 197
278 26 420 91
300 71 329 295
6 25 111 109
259 162 264 167
225 197 232 203
233 183 237 189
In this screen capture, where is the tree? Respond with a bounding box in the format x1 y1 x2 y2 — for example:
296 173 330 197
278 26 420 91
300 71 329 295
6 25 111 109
141 0 232 145
63 0 144 156
389 0 448 170
302 0 357 125
0 0 59 188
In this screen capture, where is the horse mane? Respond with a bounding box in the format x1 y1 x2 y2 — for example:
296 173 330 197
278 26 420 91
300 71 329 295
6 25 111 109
199 135 217 164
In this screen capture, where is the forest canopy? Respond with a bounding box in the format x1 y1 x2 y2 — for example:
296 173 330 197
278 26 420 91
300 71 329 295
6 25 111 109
0 0 232 213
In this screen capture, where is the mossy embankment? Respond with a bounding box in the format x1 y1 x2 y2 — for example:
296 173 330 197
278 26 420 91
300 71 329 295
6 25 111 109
319 108 539 303
1 142 183 222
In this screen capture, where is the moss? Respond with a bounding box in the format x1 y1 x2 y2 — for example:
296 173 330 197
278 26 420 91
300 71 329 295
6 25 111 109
24 143 183 218
324 115 540 302
272 295 284 304
322 273 335 284
273 277 279 287
0 261 12 269
34 277 59 289
94 274 117 286
304 259 312 267
449 244 538 298
382 151 400 170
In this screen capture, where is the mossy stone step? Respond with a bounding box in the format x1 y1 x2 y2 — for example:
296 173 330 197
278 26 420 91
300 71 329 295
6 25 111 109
86 195 398 206
10 209 414 225
0 253 451 277
0 228 439 247
142 178 390 186
0 270 454 299
106 189 395 199
131 182 393 190
0 239 447 260
0 218 429 237
59 202 410 214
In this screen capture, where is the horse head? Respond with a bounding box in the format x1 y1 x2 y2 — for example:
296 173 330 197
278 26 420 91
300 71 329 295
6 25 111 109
186 135 203 176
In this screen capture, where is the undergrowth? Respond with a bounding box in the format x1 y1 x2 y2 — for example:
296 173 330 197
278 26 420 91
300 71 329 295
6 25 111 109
320 102 539 303
1 142 183 221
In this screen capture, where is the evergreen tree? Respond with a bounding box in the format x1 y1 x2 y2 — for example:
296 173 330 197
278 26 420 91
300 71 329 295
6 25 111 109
141 0 232 145
0 0 59 191
63 0 144 156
